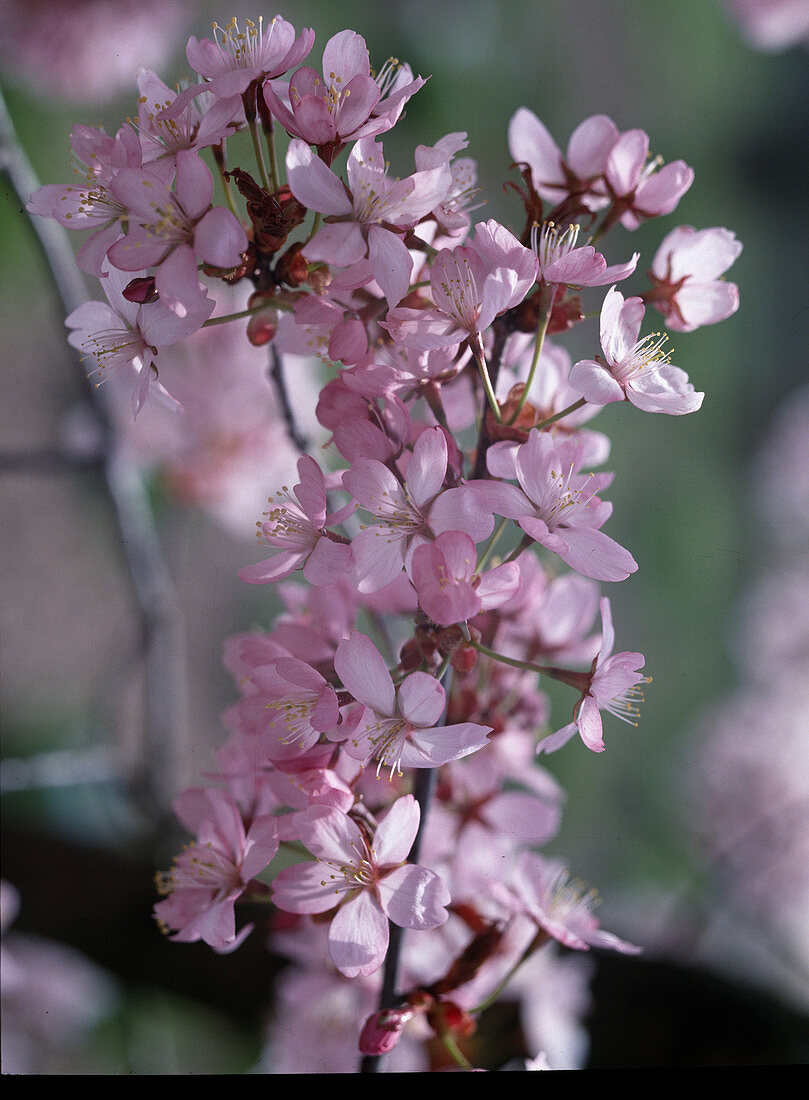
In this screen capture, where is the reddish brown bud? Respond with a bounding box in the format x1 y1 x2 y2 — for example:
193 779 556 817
276 241 309 287
450 644 478 674
122 276 157 304
427 999 476 1040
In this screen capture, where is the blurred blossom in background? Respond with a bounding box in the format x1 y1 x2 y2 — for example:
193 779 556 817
1 0 808 1072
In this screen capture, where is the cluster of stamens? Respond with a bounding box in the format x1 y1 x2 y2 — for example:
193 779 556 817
212 16 274 67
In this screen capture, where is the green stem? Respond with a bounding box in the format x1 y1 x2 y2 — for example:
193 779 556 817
470 638 550 679
304 211 322 247
471 336 502 423
533 396 587 432
508 284 553 424
476 517 510 572
440 1031 475 1071
264 120 280 195
202 302 275 327
248 113 271 193
502 532 533 565
469 930 550 1015
212 142 240 220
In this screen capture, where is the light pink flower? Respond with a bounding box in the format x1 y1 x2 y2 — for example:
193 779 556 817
154 787 279 953
134 68 241 168
245 656 342 761
238 454 352 587
532 220 638 288
271 796 450 977
569 286 704 414
537 597 648 754
410 529 521 627
722 0 809 50
476 430 638 583
287 136 451 307
185 15 315 100
604 129 693 230
508 108 620 212
108 150 248 317
65 261 213 417
382 220 538 350
497 851 642 954
646 225 742 333
26 122 146 277
264 29 424 151
334 630 491 771
344 425 492 592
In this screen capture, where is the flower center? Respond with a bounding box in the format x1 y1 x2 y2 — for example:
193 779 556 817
532 220 580 270
613 331 671 383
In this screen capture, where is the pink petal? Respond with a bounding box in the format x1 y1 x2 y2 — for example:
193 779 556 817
329 890 389 977
398 671 446 728
286 139 353 215
373 794 420 865
379 864 450 929
334 631 395 715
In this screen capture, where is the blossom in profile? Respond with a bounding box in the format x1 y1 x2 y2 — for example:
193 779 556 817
604 129 693 230
508 108 621 212
569 285 704 414
185 15 315 99
65 261 213 417
646 225 742 333
532 220 638 288
496 850 642 954
238 454 353 587
154 787 279 953
537 597 648 754
271 796 450 977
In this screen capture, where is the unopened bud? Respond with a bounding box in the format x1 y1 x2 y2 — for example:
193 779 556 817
122 276 157 304
359 1007 413 1056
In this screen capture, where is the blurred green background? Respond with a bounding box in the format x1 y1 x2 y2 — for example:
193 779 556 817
2 0 808 1071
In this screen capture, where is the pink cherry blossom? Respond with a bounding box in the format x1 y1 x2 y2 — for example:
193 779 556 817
410 530 521 627
108 149 248 315
537 597 648 754
497 851 642 954
532 220 638 288
154 787 279 952
476 430 638 583
244 656 342 761
26 121 146 277
271 796 450 977
264 29 424 152
646 225 742 333
286 136 451 307
569 285 704 414
65 261 213 417
185 15 315 100
133 68 241 168
334 631 491 772
344 425 492 593
604 129 693 230
382 219 538 350
508 108 621 212
238 454 352 587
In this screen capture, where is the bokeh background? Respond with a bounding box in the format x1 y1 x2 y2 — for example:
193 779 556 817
1 0 808 1071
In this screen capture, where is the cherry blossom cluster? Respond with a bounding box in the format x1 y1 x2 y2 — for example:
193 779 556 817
29 14 741 1070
